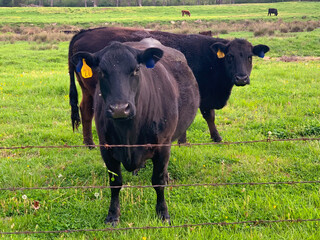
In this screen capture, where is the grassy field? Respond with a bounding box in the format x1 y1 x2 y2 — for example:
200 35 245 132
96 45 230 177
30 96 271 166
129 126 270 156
0 2 320 239
0 2 320 27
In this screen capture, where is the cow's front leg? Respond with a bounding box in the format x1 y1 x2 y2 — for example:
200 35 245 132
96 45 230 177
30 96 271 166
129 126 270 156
104 156 123 226
152 147 170 224
80 93 95 147
201 108 222 142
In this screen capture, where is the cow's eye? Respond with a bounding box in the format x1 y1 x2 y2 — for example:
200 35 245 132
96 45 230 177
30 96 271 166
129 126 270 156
227 54 233 63
131 66 140 76
100 70 108 79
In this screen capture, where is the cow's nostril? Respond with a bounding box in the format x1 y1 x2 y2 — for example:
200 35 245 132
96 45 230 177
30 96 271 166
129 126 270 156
236 75 248 81
235 75 249 86
124 104 130 114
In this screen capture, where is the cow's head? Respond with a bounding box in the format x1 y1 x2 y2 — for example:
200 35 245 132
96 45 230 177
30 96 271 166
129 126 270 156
210 39 269 86
72 42 163 120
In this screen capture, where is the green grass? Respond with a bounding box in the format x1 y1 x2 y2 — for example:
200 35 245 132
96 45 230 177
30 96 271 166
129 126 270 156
1 3 320 239
0 2 319 27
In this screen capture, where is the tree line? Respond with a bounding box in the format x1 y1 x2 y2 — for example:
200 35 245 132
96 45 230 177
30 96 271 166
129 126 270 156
0 0 315 7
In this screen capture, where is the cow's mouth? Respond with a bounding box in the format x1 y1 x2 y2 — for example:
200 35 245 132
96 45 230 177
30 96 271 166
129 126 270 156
112 115 134 121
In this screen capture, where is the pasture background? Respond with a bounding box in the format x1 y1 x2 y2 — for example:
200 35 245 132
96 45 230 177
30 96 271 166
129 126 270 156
0 2 320 27
0 2 320 239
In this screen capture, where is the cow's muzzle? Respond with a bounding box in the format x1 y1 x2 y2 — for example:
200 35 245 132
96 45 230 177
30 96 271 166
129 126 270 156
234 75 250 86
107 103 134 119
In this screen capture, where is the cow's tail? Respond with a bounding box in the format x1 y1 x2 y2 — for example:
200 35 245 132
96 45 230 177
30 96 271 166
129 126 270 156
68 38 81 131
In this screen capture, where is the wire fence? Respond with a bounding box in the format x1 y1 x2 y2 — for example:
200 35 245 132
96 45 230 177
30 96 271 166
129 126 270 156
1 219 320 235
1 180 320 192
1 136 320 235
1 137 319 150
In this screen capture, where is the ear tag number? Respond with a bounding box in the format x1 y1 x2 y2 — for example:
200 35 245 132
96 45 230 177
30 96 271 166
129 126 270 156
81 59 93 78
258 51 265 58
217 49 225 59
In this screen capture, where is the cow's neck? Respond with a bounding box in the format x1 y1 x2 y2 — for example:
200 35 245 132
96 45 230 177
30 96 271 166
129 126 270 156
109 119 146 172
196 63 234 110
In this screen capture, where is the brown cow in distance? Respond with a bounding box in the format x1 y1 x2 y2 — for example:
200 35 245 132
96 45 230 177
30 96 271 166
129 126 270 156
68 27 269 147
199 30 212 36
181 10 191 16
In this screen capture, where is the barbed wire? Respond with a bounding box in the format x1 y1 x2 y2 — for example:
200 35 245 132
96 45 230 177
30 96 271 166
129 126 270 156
1 218 319 235
0 137 319 150
1 136 319 192
1 137 320 235
1 180 320 192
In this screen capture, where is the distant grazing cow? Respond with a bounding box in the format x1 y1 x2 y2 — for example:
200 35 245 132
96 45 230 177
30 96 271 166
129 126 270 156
68 27 269 146
71 38 199 224
181 10 191 17
199 30 212 36
62 30 79 35
268 8 278 16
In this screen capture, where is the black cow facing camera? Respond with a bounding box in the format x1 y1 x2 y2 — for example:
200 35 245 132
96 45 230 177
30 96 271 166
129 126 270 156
72 38 200 225
268 8 278 16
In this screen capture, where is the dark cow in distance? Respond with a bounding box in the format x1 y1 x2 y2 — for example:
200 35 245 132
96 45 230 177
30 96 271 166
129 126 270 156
268 8 278 16
68 27 269 146
71 38 200 224
181 10 191 17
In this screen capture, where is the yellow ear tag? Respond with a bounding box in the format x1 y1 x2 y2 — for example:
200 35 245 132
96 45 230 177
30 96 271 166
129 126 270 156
81 59 93 78
217 49 225 59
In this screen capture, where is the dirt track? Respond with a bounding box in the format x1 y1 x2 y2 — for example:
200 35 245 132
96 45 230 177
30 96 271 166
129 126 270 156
264 56 320 62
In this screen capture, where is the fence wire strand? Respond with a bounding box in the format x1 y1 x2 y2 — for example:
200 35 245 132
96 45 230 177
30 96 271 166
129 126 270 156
1 180 320 192
1 218 320 235
0 137 319 150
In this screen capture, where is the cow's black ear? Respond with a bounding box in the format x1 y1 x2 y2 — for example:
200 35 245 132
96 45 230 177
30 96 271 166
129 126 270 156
253 44 270 58
71 52 99 69
138 48 163 68
210 42 227 59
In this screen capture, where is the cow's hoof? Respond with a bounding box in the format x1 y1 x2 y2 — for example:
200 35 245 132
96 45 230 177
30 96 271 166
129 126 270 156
163 216 171 225
87 145 96 150
84 140 96 149
212 136 222 142
105 216 119 227
157 208 170 225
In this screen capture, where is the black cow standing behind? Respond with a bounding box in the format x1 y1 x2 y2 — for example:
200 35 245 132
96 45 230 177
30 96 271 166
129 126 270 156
71 38 200 225
69 27 269 146
268 8 278 16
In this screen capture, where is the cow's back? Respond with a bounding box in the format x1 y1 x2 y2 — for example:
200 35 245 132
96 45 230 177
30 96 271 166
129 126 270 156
70 27 147 54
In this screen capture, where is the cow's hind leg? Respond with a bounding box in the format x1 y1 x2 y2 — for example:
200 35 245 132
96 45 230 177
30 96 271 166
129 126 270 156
80 93 95 147
201 108 222 142
103 150 123 226
152 147 170 224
